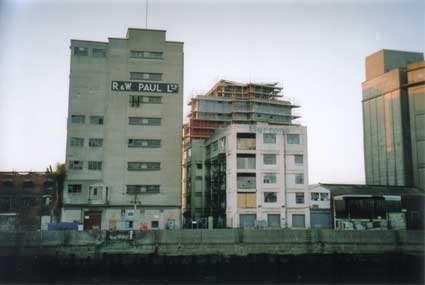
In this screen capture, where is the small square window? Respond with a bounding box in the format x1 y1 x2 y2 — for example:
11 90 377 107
264 192 277 203
89 116 104 125
295 174 304 185
151 221 159 229
311 193 319 201
263 173 276 184
71 115 85 124
263 133 276 144
263 154 277 165
287 134 300 144
294 155 304 164
92 48 106 58
296 193 304 204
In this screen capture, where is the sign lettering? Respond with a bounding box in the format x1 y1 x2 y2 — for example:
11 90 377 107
111 81 179 93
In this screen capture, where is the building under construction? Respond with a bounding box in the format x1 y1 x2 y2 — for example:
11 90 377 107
183 80 309 228
183 80 299 141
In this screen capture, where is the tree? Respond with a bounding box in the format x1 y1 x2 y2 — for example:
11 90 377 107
52 163 66 223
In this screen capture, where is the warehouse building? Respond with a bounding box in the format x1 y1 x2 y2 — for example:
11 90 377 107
62 28 184 230
309 184 425 230
362 49 424 189
182 80 309 228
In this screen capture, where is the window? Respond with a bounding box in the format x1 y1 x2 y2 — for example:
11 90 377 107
129 72 162 81
128 139 161 148
21 197 36 207
320 193 329 201
89 138 103 147
294 154 304 164
92 48 106 57
71 115 85 124
127 162 160 171
129 95 162 107
195 176 202 181
196 164 203 170
263 133 276 144
126 185 160 194
263 154 277 165
130 51 163 60
43 180 54 190
237 173 256 189
70 137 84 147
68 184 82 193
287 134 300 144
89 116 104 125
74 47 88 56
237 193 256 208
88 161 102 170
237 154 256 169
295 174 304 184
2 180 14 188
296 193 305 204
263 173 277 184
129 117 161 126
22 180 34 189
311 192 319 201
69 160 83 170
237 133 256 150
264 192 277 203
151 221 159 229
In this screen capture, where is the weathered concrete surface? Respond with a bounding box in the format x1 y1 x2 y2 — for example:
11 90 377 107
0 229 423 258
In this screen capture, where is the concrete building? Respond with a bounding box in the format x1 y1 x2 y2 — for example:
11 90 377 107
406 60 425 189
0 171 57 231
362 49 424 189
182 80 309 228
62 28 184 230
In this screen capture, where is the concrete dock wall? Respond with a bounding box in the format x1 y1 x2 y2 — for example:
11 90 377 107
0 229 423 258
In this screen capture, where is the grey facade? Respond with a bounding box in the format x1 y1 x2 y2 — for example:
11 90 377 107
362 49 424 188
62 28 184 230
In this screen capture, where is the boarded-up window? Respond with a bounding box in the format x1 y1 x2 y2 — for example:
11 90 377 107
237 193 256 208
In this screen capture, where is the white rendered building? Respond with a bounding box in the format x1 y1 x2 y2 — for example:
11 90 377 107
203 123 310 228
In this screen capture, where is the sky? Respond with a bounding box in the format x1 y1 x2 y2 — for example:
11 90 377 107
0 0 424 184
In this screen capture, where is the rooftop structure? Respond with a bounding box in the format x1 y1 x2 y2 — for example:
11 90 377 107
184 80 299 141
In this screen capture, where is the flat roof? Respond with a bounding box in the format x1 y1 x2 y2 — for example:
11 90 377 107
319 183 425 197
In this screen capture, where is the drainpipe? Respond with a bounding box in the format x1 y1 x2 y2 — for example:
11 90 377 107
283 132 288 228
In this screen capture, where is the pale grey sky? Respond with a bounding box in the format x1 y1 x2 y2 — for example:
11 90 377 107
0 0 424 184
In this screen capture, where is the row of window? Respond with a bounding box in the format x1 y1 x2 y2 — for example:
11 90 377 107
264 192 305 204
1 180 54 190
69 161 162 171
129 95 162 107
126 185 160 194
73 47 163 60
69 161 102 170
129 50 163 60
237 192 305 208
70 138 161 148
130 72 162 81
68 184 160 194
237 154 304 168
73 47 106 57
70 115 162 126
263 133 300 144
237 173 304 186
263 173 304 185
71 115 103 125
311 192 329 201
